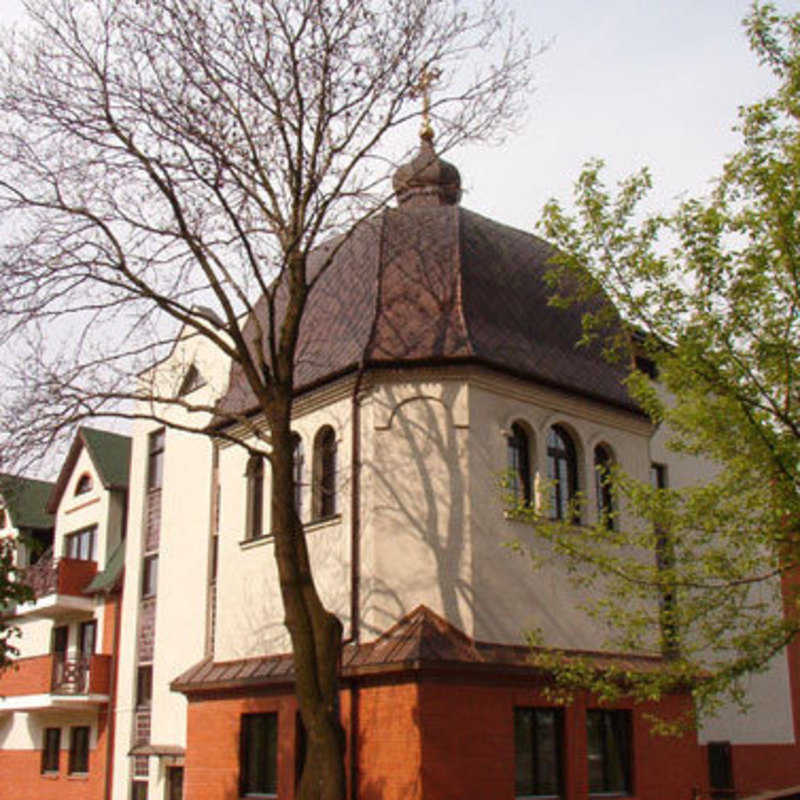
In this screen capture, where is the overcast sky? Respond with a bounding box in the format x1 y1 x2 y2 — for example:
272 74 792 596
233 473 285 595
1 0 791 231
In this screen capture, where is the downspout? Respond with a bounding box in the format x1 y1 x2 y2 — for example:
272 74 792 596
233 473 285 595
345 365 364 800
342 209 386 800
104 583 123 800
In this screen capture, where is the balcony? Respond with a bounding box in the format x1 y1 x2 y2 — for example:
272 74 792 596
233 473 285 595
14 549 97 618
0 653 111 713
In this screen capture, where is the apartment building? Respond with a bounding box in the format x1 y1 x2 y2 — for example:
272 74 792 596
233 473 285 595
0 427 129 799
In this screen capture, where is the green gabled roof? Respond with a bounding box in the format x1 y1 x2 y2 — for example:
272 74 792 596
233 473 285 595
84 539 125 594
0 473 55 531
47 426 132 513
80 428 131 491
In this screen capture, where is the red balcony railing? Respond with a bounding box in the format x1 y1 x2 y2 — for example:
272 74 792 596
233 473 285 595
22 549 98 600
0 653 111 700
51 654 111 695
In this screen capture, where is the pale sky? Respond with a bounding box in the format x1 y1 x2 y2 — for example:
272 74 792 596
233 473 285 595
0 0 790 231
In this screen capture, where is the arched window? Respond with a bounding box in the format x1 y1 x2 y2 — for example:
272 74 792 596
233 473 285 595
594 444 615 529
245 454 264 539
75 473 92 495
293 435 304 519
312 426 337 520
547 425 578 521
507 422 532 505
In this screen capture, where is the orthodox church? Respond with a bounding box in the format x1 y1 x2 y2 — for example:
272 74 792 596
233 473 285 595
1 135 799 800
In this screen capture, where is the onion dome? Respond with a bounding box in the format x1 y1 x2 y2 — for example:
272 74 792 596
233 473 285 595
392 132 462 207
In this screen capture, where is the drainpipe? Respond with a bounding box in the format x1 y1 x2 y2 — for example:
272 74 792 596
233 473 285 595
344 365 364 800
104 584 123 800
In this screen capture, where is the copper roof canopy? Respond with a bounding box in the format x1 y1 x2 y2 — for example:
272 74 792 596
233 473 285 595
214 140 639 424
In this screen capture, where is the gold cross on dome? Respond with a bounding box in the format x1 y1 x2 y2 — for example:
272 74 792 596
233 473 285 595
412 64 441 141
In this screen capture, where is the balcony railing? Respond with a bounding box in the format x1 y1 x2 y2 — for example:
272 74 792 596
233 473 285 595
51 656 90 694
0 653 111 711
22 547 57 596
19 549 98 610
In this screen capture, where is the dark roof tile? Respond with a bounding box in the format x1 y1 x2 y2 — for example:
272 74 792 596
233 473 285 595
214 206 639 426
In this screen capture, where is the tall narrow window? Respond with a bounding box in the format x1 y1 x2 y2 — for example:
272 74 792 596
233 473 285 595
651 462 678 656
293 436 304 519
547 426 578 521
514 707 563 797
246 455 265 539
137 664 153 708
507 423 532 505
68 726 90 774
240 712 278 797
312 426 337 520
708 741 734 799
587 709 632 795
41 727 61 773
594 444 615 529
142 554 159 598
79 620 96 660
148 429 165 490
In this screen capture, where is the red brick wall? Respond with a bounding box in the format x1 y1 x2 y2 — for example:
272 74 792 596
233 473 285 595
181 676 703 800
417 678 704 800
0 654 52 696
0 711 109 800
357 680 421 800
184 691 303 800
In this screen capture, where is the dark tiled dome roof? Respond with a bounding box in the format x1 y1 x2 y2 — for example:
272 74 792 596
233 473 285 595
215 201 639 421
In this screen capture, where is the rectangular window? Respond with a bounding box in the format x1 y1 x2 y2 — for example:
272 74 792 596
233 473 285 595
64 526 96 561
51 625 68 655
649 463 667 490
148 429 165 490
131 780 148 800
514 707 563 797
68 725 90 774
41 727 60 773
142 554 158 598
137 664 153 708
587 709 632 795
708 741 734 799
240 712 278 797
79 620 96 659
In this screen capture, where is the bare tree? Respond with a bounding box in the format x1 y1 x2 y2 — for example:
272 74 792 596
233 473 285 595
0 0 533 797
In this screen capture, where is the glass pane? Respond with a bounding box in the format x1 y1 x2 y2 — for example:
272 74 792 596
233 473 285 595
535 710 558 794
587 712 605 792
514 708 534 795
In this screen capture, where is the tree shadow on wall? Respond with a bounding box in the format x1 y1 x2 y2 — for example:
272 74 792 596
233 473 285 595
363 382 474 636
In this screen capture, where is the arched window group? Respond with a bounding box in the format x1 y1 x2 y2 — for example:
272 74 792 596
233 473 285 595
506 420 617 525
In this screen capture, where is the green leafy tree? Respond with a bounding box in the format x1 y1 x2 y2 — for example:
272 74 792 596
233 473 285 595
512 2 800 722
0 538 34 669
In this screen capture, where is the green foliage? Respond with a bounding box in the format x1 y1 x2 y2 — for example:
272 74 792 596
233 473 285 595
0 537 34 669
516 2 800 721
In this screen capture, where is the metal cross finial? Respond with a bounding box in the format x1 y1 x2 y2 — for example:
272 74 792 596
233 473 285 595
412 64 441 142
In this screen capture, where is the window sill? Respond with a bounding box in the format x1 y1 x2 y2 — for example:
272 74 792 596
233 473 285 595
239 515 342 550
41 772 59 780
67 773 89 780
239 533 273 551
305 514 342 533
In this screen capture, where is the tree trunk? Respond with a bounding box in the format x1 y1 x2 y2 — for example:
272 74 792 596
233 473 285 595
269 397 347 800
